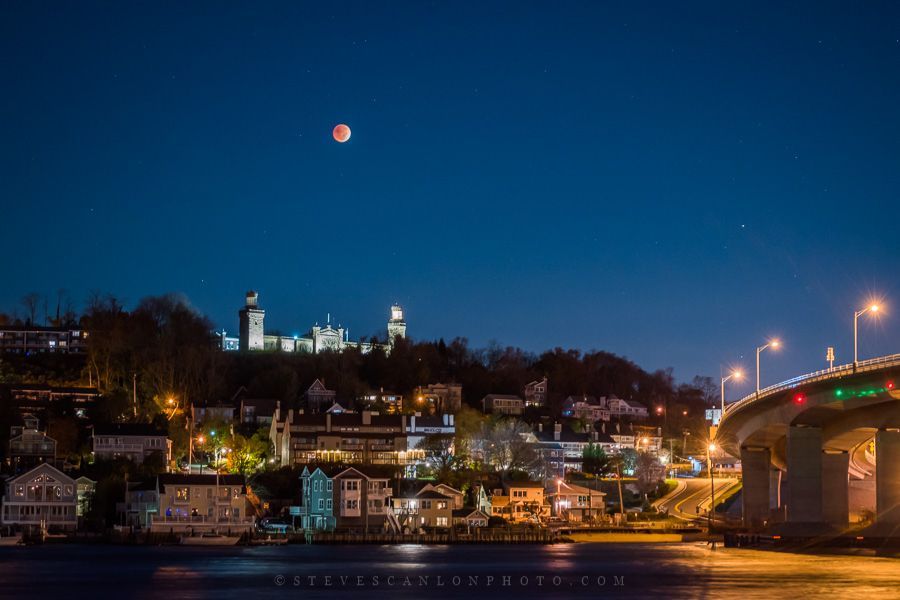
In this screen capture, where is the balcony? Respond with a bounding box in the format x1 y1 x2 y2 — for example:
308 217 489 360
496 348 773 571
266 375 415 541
151 515 255 525
94 443 146 453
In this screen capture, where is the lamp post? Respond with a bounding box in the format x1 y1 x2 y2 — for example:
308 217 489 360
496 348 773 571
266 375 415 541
556 478 562 518
720 370 743 415
756 340 780 396
707 442 716 533
854 304 880 367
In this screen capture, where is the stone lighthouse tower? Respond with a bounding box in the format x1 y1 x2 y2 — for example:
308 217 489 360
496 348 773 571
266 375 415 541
238 291 265 351
387 304 406 343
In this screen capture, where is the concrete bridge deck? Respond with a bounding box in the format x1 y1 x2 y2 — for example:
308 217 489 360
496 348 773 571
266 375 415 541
716 353 900 533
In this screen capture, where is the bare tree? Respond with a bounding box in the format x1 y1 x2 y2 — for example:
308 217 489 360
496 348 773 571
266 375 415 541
21 292 40 325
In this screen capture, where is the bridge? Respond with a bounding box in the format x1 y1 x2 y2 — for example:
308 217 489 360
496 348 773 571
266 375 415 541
716 353 900 533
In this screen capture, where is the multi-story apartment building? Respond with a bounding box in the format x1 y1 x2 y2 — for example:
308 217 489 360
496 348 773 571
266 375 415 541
1 463 78 531
270 410 431 467
9 384 99 416
150 473 253 533
526 423 617 473
0 326 89 354
481 394 524 416
91 423 172 465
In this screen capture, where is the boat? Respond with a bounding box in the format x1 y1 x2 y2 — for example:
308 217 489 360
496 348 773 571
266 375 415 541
250 535 288 546
180 533 241 546
0 534 23 546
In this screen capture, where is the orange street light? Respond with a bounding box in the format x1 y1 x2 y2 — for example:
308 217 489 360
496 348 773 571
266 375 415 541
855 302 883 365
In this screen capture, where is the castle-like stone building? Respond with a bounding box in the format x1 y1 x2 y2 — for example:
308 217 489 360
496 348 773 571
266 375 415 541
220 291 406 354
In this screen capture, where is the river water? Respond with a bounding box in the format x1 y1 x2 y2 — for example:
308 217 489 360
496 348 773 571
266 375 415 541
0 542 897 599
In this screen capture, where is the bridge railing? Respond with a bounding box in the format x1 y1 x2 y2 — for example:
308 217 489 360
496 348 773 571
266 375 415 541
723 352 900 418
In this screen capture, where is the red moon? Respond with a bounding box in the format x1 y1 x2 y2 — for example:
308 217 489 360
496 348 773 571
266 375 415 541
333 124 351 143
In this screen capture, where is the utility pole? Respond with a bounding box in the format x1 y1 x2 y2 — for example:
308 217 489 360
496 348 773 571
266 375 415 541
187 415 193 474
615 464 625 526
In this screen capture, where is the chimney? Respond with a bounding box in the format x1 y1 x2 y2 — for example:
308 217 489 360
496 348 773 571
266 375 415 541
326 412 332 432
554 422 562 441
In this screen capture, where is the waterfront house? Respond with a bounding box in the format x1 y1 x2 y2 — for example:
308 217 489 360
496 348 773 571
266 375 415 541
490 481 548 523
117 479 158 528
1 463 77 531
453 508 490 528
417 483 465 509
331 467 393 532
75 476 96 518
391 489 453 530
296 466 335 531
150 473 254 533
92 423 172 466
547 481 606 522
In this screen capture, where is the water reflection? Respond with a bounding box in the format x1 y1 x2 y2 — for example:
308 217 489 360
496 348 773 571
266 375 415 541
0 543 897 599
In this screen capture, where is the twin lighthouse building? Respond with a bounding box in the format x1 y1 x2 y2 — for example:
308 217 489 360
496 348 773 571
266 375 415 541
221 291 406 354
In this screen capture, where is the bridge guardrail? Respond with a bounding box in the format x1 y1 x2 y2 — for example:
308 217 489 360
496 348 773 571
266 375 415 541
722 352 900 420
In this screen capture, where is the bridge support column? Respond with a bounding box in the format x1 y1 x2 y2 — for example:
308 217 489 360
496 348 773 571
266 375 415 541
875 430 900 525
786 426 823 523
821 451 849 526
741 447 770 529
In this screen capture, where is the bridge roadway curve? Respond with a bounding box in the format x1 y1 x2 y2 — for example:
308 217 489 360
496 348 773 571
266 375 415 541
715 353 900 531
653 477 737 521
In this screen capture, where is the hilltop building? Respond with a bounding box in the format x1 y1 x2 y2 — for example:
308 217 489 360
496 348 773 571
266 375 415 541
220 291 407 355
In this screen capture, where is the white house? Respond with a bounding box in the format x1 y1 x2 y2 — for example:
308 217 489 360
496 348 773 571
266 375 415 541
1 463 78 531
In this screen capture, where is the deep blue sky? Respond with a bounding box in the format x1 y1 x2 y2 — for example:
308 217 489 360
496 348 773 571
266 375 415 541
2 2 899 392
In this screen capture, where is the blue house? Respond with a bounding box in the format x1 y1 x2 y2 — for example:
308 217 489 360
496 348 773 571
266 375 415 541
296 466 335 531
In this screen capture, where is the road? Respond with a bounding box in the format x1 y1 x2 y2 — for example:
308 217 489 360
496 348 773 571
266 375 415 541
654 477 738 521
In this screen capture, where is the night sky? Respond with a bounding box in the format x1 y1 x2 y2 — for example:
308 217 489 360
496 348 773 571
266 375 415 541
2 2 899 391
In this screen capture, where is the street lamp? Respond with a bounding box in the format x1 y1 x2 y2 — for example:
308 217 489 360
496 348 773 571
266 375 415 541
707 442 717 533
720 370 743 414
756 340 781 395
854 304 880 366
556 478 563 518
